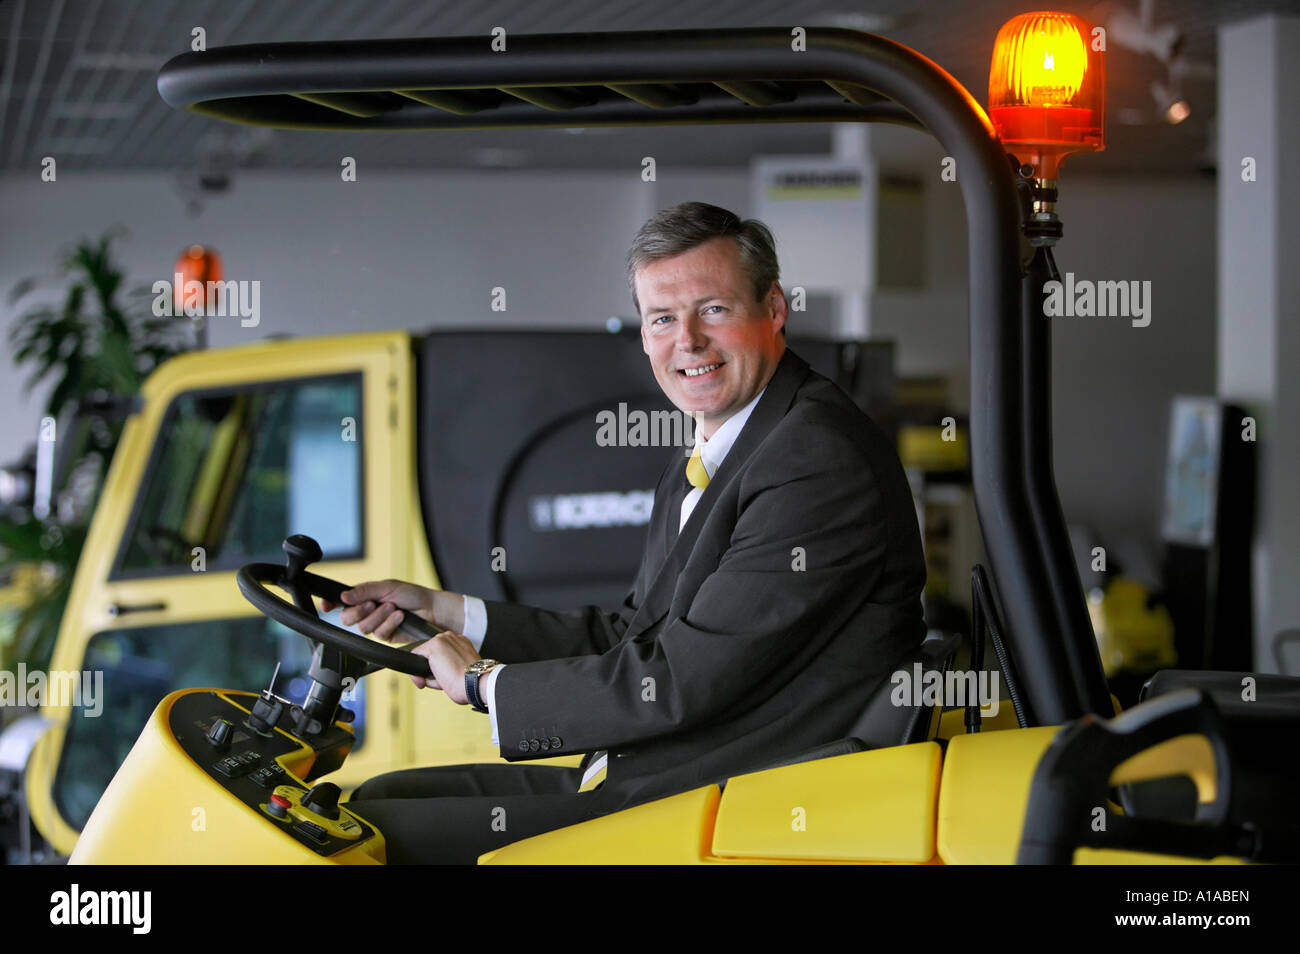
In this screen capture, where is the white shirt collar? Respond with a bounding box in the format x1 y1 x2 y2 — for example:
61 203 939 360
692 387 766 479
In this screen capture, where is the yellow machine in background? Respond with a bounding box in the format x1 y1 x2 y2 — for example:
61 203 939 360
25 331 575 856
1089 578 1179 678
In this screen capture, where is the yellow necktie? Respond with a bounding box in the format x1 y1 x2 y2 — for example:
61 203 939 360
686 446 710 489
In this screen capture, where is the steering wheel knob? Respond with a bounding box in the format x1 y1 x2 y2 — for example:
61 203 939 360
282 534 324 580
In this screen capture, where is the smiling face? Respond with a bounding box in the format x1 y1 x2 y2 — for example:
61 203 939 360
636 237 787 439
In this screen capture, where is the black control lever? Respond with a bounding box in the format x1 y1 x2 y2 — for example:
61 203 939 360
282 534 323 615
246 693 285 736
303 782 342 820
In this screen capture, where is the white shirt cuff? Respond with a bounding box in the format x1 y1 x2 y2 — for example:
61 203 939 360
481 664 504 747
461 594 488 647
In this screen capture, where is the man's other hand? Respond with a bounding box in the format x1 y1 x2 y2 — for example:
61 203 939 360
320 579 465 639
408 631 481 703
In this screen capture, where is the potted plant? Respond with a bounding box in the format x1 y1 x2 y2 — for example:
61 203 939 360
1 230 189 678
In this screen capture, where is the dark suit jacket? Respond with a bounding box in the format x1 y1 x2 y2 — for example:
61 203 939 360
480 348 927 810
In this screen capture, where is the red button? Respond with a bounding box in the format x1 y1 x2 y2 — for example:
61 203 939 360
270 794 291 809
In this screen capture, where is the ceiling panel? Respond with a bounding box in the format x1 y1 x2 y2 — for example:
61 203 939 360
2 0 1296 178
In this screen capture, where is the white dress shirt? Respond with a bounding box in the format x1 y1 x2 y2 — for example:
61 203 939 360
463 386 768 746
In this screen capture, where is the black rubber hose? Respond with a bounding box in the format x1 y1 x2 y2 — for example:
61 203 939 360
974 564 1031 728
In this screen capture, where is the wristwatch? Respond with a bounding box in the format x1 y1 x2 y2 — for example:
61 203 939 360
465 659 501 713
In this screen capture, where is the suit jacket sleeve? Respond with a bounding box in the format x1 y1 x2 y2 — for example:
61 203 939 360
477 585 638 663
489 415 891 760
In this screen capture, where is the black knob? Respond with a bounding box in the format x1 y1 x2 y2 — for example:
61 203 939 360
303 782 341 820
246 692 284 736
282 534 323 582
205 718 233 749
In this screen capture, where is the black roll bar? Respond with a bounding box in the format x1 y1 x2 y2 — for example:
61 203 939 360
158 27 1113 723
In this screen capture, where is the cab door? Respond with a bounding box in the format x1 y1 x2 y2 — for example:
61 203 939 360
26 332 413 853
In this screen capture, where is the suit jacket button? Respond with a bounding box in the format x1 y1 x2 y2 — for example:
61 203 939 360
549 736 562 748
517 741 530 753
529 739 540 751
539 738 550 750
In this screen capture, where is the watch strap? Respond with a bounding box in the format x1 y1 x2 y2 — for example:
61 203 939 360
466 667 490 713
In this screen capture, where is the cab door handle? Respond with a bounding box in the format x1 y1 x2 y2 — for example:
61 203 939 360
106 601 168 618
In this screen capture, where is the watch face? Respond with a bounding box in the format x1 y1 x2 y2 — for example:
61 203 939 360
470 659 498 674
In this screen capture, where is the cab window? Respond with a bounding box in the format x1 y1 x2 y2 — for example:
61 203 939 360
114 374 363 576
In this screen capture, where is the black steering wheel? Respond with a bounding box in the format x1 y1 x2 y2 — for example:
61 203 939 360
236 534 442 678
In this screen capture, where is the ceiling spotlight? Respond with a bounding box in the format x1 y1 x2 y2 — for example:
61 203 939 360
1150 81 1189 124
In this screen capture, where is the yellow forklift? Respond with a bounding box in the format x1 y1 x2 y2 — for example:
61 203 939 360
67 15 1300 864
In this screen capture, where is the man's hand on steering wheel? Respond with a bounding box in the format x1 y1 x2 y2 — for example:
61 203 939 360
322 579 465 641
322 579 480 701
407 631 481 703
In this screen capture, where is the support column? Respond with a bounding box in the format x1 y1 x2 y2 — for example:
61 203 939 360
1217 15 1300 672
832 124 872 338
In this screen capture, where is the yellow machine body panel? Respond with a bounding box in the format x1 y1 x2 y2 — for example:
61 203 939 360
484 743 941 865
478 786 722 865
69 689 384 865
938 725 1068 864
711 743 942 862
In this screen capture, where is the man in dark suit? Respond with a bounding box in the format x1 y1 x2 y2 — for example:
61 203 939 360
340 202 927 863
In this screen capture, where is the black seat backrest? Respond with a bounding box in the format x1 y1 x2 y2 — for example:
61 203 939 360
731 632 960 779
850 631 961 748
415 330 882 610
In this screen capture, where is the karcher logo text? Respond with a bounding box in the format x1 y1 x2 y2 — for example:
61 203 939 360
50 884 151 934
529 491 654 530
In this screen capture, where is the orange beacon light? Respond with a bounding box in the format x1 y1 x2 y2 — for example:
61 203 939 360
173 243 224 315
989 11 1105 180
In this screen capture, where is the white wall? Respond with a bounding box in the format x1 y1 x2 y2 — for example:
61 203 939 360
0 169 650 461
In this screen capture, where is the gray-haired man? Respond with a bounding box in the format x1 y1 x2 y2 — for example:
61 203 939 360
340 202 927 863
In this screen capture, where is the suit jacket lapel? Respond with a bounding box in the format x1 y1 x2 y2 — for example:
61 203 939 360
625 348 811 637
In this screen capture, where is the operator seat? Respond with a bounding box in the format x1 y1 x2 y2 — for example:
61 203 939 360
737 631 961 775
